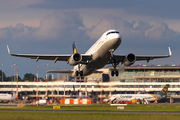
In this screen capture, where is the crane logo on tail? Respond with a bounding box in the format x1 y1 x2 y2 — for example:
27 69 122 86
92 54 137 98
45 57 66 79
72 41 78 54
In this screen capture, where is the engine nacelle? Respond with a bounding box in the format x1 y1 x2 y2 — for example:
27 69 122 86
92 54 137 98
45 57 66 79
69 53 82 66
124 53 136 66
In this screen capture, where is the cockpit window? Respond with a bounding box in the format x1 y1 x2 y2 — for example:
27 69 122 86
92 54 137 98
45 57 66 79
106 31 119 36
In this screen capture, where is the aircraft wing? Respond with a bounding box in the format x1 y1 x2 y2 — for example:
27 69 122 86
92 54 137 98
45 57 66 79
112 47 172 63
7 45 92 63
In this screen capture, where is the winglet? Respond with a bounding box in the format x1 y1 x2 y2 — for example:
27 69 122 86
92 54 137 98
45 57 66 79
72 41 78 54
7 45 11 55
168 47 172 56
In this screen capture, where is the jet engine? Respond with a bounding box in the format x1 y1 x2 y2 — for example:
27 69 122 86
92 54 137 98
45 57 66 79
124 53 136 66
69 53 82 66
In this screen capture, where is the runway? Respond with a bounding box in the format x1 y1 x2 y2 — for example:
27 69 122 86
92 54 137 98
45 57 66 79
0 109 179 114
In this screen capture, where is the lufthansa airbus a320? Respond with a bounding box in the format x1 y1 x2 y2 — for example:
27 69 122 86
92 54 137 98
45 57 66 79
7 30 172 77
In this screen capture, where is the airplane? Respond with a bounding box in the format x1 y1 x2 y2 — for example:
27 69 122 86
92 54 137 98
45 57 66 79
0 93 16 102
109 84 169 104
7 29 172 77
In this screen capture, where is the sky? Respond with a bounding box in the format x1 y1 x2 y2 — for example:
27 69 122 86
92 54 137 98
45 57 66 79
1 0 180 79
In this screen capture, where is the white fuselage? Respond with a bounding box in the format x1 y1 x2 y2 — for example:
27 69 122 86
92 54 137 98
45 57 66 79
72 30 122 77
0 94 16 101
110 94 163 102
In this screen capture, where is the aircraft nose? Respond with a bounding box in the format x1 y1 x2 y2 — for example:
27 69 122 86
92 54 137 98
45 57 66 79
119 34 122 40
111 33 122 39
111 35 122 46
118 34 122 43
110 33 122 44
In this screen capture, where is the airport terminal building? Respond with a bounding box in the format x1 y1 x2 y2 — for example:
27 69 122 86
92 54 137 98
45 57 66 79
1 65 180 103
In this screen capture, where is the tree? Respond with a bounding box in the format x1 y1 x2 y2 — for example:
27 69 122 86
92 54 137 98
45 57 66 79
0 70 6 82
23 73 36 82
48 74 52 81
17 76 22 82
5 76 12 82
5 76 22 82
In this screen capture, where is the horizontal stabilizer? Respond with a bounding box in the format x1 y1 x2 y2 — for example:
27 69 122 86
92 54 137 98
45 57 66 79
47 70 73 73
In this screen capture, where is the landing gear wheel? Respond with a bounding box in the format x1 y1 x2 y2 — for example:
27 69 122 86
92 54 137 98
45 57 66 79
111 71 114 77
111 70 119 77
115 70 119 76
75 71 79 76
80 71 83 76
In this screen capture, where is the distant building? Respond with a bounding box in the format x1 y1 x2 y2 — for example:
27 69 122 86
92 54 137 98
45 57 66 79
0 65 180 103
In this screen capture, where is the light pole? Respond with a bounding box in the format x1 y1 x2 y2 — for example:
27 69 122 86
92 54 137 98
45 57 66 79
2 64 3 82
47 64 49 70
14 64 16 82
46 64 49 100
11 65 13 82
36 66 39 100
11 65 13 92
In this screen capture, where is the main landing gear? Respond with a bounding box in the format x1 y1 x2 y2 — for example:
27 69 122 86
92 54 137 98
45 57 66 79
75 64 83 77
75 71 83 77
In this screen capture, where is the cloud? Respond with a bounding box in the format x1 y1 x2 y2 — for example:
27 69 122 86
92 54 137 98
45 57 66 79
0 23 36 42
0 11 178 51
34 10 85 41
0 10 86 42
0 10 179 46
86 15 137 40
86 15 179 42
0 28 11 40
144 22 178 40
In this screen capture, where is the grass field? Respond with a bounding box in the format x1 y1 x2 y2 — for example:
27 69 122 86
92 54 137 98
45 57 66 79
0 112 180 120
1 104 180 120
3 103 180 111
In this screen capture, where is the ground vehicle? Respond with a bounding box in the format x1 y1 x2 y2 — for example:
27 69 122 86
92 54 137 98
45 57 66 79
36 99 47 105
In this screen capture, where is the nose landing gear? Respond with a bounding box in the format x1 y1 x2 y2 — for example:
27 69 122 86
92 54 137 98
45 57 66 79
111 70 119 77
109 49 120 77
